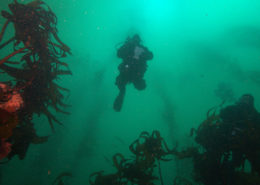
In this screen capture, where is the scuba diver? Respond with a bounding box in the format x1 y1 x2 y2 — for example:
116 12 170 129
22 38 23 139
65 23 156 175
113 34 153 112
219 94 260 175
220 94 260 127
191 94 260 185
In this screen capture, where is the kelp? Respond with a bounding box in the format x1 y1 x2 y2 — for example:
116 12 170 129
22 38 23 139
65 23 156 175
0 0 71 132
129 130 174 164
0 109 18 139
172 100 260 185
8 122 48 160
89 171 121 185
0 0 71 161
52 172 72 185
90 131 173 185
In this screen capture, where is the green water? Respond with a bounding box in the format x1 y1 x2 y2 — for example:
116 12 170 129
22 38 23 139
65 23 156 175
1 0 260 184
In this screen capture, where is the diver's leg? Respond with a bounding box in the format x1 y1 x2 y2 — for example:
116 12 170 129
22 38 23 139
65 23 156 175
113 86 126 112
114 73 127 112
133 78 146 90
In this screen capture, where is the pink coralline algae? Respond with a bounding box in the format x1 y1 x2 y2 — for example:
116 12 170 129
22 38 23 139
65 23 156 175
0 83 24 113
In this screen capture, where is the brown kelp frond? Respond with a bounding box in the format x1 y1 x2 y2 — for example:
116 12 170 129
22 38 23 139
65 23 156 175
1 0 60 55
5 61 20 65
52 82 70 92
198 102 225 131
51 58 69 68
52 172 72 185
113 153 126 171
54 106 70 115
49 41 70 58
52 31 71 54
26 0 44 7
0 20 10 42
0 63 32 80
90 131 176 185
48 82 70 112
129 130 174 163
89 171 120 185
42 106 63 131
54 70 72 76
0 47 27 65
0 37 15 50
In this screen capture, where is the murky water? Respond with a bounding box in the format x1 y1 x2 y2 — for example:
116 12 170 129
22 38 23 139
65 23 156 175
1 0 260 184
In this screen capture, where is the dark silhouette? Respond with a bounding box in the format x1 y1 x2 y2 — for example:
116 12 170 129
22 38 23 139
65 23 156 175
220 94 259 125
219 94 260 176
166 94 260 185
174 94 260 185
113 34 153 111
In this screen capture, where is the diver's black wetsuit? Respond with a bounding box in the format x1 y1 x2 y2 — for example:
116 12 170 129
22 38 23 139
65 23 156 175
113 35 153 112
193 94 260 185
219 94 260 176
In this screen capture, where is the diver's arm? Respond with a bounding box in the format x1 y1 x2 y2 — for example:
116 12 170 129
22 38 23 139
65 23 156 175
117 44 130 59
117 45 125 58
142 47 153 60
146 50 153 60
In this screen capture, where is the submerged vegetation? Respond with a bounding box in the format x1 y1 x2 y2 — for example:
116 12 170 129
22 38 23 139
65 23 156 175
89 96 260 185
173 96 260 185
90 130 174 185
0 0 71 161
